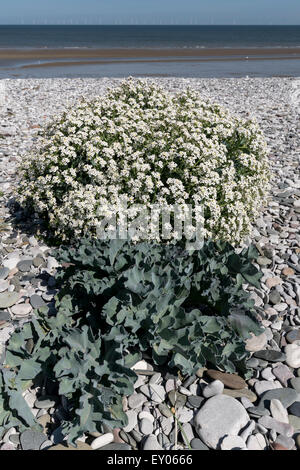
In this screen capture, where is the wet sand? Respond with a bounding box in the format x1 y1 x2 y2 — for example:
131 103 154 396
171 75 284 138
20 55 300 69
1 47 300 61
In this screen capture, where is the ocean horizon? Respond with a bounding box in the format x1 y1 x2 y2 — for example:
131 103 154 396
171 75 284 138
0 25 300 78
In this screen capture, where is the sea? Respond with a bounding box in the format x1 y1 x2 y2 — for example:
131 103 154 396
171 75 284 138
0 25 300 78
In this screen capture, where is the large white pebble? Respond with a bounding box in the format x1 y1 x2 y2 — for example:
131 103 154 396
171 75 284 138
285 343 300 368
91 433 114 450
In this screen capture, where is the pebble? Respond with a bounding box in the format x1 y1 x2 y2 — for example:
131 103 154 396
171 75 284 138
91 433 114 450
168 390 186 408
246 434 266 450
158 403 173 418
285 343 300 368
177 407 193 423
0 291 19 308
0 268 9 280
139 418 153 436
30 294 46 309
128 393 147 409
286 329 300 344
11 303 32 317
181 423 194 444
206 370 246 390
274 434 295 450
138 411 154 423
258 416 294 437
187 395 204 409
288 414 300 430
220 435 246 450
222 388 257 403
272 363 294 386
288 401 300 417
190 438 209 450
258 387 300 408
17 260 32 272
194 395 249 449
270 399 289 423
143 434 163 450
0 280 9 293
123 410 138 433
140 384 166 403
290 377 300 393
203 380 224 398
253 349 286 362
20 430 48 451
255 380 281 395
245 333 268 352
34 397 57 409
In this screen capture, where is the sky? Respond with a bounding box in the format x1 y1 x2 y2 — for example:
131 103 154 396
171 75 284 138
0 0 299 25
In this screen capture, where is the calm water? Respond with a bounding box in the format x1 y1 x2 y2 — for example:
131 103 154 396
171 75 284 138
0 25 300 49
0 25 300 78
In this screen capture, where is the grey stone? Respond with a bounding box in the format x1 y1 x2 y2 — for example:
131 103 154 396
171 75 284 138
0 280 9 293
254 380 281 395
119 431 137 448
288 414 300 430
0 292 19 308
187 395 204 409
288 401 300 417
274 434 295 450
269 290 282 305
168 390 186 408
177 407 193 423
220 435 246 450
140 384 165 403
285 343 300 368
286 329 300 344
0 310 11 322
128 393 147 409
253 349 286 362
258 416 294 437
20 430 47 450
190 438 209 450
290 377 300 393
139 418 153 436
0 267 9 280
157 433 170 448
181 423 194 445
159 416 173 435
34 397 57 409
123 409 137 433
270 399 289 423
17 260 32 273
158 403 173 418
258 387 300 409
202 379 224 398
247 406 270 417
194 394 249 449
143 434 163 450
130 429 143 443
30 294 46 309
246 433 267 450
272 364 294 386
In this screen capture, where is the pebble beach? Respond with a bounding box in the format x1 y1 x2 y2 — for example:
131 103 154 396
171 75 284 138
0 76 299 451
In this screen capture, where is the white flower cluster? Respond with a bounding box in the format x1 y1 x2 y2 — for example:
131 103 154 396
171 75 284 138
17 79 270 244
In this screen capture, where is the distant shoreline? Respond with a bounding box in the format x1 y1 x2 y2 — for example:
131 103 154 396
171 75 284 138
1 47 300 62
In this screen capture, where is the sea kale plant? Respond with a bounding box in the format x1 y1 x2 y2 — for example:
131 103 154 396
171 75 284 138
17 79 270 244
0 238 264 443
